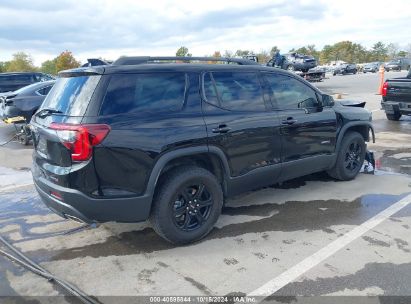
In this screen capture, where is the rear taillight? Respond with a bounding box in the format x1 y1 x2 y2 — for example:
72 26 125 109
49 123 110 161
382 82 388 97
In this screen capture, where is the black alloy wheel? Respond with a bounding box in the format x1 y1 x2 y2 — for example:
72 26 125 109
150 166 223 244
172 184 213 231
344 141 363 173
327 131 366 181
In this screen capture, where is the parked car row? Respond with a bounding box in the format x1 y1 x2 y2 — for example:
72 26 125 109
0 72 56 122
0 72 54 93
0 80 55 121
324 58 410 77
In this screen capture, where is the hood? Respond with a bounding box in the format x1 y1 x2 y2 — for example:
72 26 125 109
333 100 372 123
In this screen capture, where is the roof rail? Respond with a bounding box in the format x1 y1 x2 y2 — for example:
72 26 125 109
112 56 259 66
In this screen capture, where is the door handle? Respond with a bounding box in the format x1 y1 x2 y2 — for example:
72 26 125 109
212 124 231 133
281 117 298 125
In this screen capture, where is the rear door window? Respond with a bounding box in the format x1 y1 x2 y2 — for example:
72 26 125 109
203 71 266 112
100 73 186 115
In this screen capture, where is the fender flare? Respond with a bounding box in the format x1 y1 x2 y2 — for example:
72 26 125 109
333 121 375 161
144 146 231 197
327 122 375 169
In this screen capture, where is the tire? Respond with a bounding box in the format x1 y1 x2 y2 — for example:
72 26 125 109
386 112 402 121
287 65 295 72
150 166 223 244
327 131 366 181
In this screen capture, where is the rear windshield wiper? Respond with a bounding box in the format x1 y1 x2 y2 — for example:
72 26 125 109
36 108 63 118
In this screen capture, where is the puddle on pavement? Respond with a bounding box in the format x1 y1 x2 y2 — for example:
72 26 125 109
1 175 410 266
374 148 411 175
18 191 410 263
0 189 66 242
272 262 411 296
373 117 411 134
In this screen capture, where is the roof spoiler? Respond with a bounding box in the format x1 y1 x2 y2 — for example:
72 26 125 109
81 58 112 67
112 56 259 66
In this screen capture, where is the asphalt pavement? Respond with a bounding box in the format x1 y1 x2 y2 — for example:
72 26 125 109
0 71 410 303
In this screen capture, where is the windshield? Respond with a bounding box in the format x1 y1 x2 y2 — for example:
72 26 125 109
40 75 101 116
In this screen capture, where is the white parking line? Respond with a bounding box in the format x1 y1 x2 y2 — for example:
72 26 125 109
247 193 411 299
371 109 381 112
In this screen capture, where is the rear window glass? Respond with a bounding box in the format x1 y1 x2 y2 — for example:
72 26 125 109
40 76 101 116
100 73 186 115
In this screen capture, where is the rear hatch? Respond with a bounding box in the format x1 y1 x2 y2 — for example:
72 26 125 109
31 71 109 189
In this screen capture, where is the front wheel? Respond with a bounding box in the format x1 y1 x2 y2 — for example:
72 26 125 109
150 166 223 244
327 131 366 181
287 65 295 72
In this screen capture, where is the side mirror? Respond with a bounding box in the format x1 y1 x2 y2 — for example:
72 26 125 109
298 97 323 113
322 94 335 107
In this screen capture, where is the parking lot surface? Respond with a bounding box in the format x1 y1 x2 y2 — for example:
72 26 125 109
1 71 411 302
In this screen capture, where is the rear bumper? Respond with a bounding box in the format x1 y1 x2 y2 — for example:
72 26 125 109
33 175 153 223
381 101 411 115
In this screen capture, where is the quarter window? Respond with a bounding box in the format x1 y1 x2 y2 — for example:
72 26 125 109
264 73 319 110
203 72 265 112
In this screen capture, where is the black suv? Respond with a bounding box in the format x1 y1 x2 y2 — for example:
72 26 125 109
282 53 317 72
31 56 374 244
0 72 54 93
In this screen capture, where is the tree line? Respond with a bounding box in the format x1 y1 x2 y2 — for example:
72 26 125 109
1 41 410 74
177 41 411 65
0 51 81 74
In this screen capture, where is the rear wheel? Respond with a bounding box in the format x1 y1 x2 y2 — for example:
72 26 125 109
327 131 366 181
386 112 402 121
287 65 295 72
150 166 223 244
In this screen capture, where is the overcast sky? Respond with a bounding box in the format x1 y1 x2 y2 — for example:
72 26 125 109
0 0 410 65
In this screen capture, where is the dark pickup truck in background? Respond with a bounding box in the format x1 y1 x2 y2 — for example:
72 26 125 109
381 69 411 120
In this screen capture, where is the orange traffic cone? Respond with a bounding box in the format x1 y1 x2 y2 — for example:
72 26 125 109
378 65 385 95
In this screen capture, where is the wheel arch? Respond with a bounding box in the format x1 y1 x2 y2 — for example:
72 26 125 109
145 146 231 198
331 122 375 168
336 122 375 151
